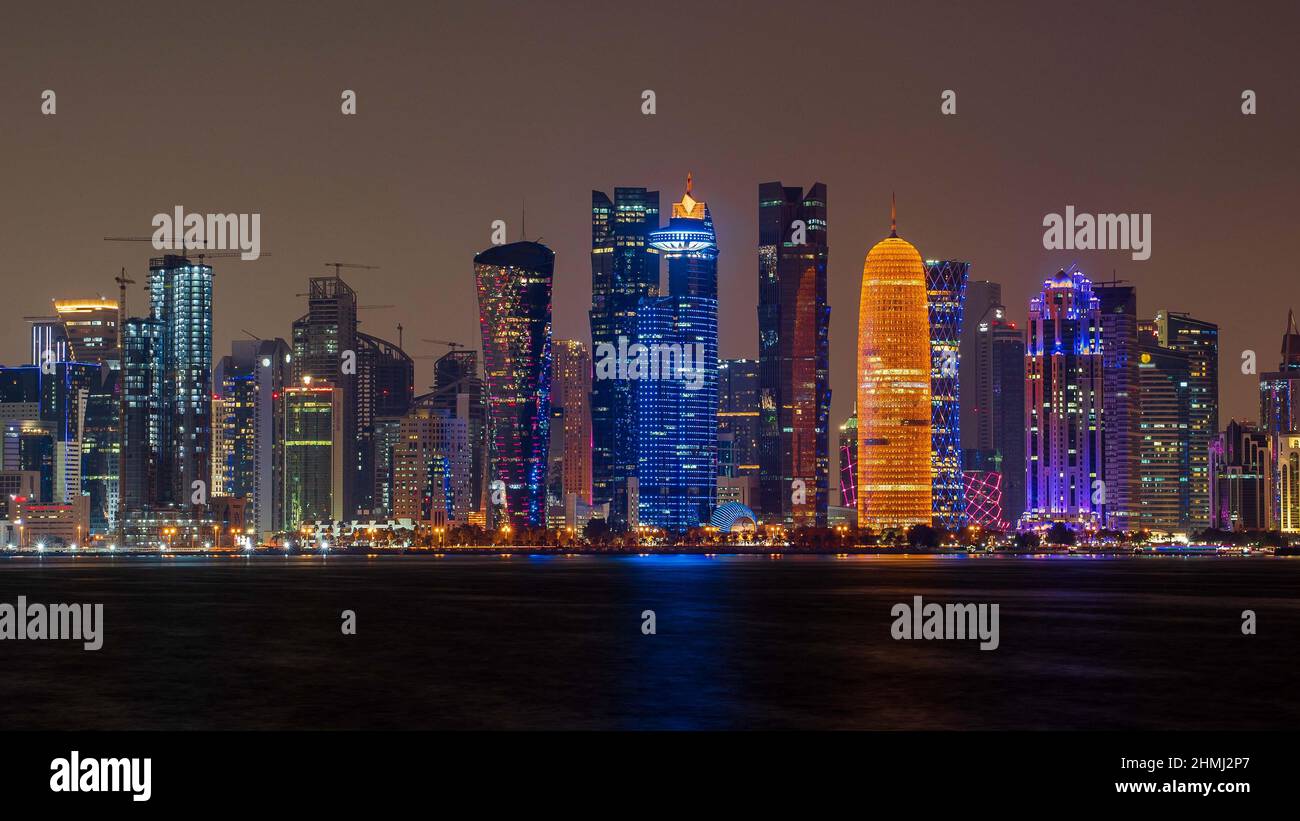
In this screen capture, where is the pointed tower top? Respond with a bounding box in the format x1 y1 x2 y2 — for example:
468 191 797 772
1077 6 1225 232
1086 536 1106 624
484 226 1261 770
1289 308 1298 336
890 192 897 238
686 172 693 196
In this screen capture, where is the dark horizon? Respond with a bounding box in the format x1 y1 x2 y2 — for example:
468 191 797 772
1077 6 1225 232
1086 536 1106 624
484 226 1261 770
4 0 1299 451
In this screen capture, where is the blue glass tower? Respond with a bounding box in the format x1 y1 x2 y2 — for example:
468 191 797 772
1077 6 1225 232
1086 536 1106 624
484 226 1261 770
590 187 659 528
925 260 969 529
636 175 718 531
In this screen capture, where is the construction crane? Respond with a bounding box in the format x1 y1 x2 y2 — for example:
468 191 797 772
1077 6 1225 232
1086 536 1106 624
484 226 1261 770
421 338 465 350
324 262 379 278
114 267 135 550
103 237 271 264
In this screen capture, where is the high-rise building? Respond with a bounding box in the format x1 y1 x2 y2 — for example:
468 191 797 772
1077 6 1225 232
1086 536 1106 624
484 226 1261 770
292 276 359 517
547 339 592 526
1257 311 1300 526
356 331 414 516
475 240 554 529
856 198 931 530
149 255 214 507
1277 433 1300 533
281 382 342 526
1137 327 1191 533
393 404 472 525
1154 311 1218 531
53 299 119 365
960 280 1002 455
1210 420 1271 532
590 187 659 528
1094 281 1140 531
119 317 162 513
967 306 1028 528
838 404 857 509
1024 270 1104 527
636 175 719 531
213 339 291 535
428 349 486 515
925 259 969 529
757 181 830 527
719 358 761 481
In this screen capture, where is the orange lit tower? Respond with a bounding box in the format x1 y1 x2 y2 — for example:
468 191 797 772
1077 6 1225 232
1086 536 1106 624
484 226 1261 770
857 196 932 529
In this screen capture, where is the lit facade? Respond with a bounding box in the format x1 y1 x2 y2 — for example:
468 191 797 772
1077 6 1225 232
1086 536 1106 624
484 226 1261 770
924 259 969 529
838 403 857 508
547 339 593 525
719 358 761 480
1094 282 1140 531
856 200 932 530
149 255 214 507
474 241 554 529
393 405 471 525
757 181 830 527
1257 311 1300 526
1154 311 1218 531
428 350 486 516
637 175 718 531
590 187 659 528
962 470 1004 528
282 383 342 526
213 339 291 535
1137 330 1191 534
1209 420 1271 532
1024 270 1103 527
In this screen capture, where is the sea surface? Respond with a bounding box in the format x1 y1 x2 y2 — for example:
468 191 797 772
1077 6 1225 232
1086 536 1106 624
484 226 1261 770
0 554 1295 730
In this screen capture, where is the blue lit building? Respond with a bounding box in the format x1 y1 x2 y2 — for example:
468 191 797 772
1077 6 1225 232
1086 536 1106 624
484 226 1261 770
149 254 214 506
636 175 718 531
925 259 969 529
590 187 659 528
1024 269 1104 527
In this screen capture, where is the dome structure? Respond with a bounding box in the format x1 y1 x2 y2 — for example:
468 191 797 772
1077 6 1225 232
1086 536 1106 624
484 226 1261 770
710 502 758 533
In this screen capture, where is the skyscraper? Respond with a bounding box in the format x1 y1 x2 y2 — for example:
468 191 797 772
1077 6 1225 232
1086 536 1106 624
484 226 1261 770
213 339 291 535
429 349 486 516
925 259 969 529
857 198 932 530
474 240 554 529
356 331 414 516
547 339 593 524
1209 420 1271 532
719 358 761 480
393 404 471 525
960 280 1002 455
590 187 659 528
988 309 1026 526
1024 269 1103 527
292 276 359 516
838 404 857 509
149 255 214 506
636 175 719 531
1257 311 1300 526
119 317 161 513
757 181 830 527
1154 311 1218 531
1137 325 1191 533
282 382 342 526
1094 281 1140 531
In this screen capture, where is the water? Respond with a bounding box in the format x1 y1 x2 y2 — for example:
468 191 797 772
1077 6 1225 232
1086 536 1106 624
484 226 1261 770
0 554 1295 730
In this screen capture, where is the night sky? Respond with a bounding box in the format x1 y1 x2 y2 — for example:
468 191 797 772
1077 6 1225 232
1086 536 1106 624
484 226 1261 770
4 0 1298 482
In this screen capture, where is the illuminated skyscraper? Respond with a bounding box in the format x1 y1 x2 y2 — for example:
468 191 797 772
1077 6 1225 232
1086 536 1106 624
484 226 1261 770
988 309 1026 525
1095 281 1140 531
428 349 486 515
1024 269 1104 527
637 174 718 531
719 358 761 480
281 382 342 525
960 280 1002 454
1137 326 1191 533
119 317 161 513
1153 311 1218 530
355 331 414 516
547 339 593 525
149 255 214 507
856 198 932 530
213 339 291 535
757 181 830 527
1257 310 1300 525
292 276 359 516
393 404 471 525
1209 420 1271 532
925 259 969 529
474 240 554 528
590 187 659 528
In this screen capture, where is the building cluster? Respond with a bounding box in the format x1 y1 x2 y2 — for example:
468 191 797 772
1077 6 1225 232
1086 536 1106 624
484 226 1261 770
1 181 1292 548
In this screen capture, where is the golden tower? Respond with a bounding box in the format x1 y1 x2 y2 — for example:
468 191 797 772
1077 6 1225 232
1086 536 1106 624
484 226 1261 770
856 195 933 530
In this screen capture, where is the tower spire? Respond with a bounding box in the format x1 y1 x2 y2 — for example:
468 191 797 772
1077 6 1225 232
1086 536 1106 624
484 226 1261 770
686 171 693 196
890 191 897 238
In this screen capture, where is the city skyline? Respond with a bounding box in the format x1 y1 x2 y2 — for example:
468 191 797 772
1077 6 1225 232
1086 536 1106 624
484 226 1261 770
4 1 1296 447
